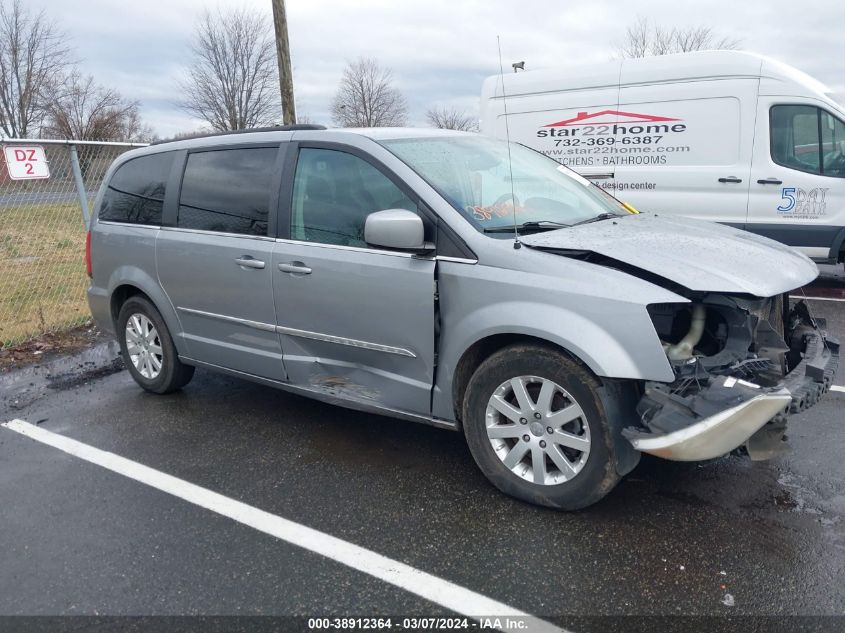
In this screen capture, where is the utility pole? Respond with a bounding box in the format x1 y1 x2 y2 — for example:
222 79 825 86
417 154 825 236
271 0 296 125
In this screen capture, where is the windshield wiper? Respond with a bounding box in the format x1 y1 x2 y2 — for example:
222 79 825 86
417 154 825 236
569 213 622 227
483 221 571 234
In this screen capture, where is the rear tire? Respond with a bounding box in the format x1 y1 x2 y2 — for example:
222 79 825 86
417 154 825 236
462 343 620 510
117 296 194 394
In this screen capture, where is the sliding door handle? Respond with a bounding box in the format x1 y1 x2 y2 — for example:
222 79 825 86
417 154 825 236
278 262 312 275
235 256 265 269
757 178 783 185
718 176 743 183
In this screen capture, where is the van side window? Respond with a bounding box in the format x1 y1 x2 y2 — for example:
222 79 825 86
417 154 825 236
290 148 417 247
821 111 845 178
770 105 845 178
99 152 174 225
178 147 278 236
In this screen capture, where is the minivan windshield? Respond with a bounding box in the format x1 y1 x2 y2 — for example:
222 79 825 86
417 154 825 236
381 135 626 234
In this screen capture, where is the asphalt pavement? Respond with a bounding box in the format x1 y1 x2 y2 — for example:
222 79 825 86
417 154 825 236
1 278 843 631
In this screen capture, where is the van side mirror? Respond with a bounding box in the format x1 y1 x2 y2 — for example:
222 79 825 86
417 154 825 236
364 209 432 253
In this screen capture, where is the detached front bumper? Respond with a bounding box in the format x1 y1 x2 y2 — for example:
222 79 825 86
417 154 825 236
626 379 792 461
624 303 839 462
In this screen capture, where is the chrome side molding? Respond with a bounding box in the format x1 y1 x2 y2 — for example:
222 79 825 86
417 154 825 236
177 306 276 332
176 307 416 358
275 325 417 358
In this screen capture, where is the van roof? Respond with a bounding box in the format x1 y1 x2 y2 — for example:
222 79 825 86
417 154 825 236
482 50 835 104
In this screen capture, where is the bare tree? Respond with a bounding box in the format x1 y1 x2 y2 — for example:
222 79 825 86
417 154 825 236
156 128 212 143
42 71 152 141
295 112 316 125
673 26 740 53
179 7 279 131
119 107 155 142
426 106 477 132
620 16 651 58
331 58 407 127
619 16 741 58
0 0 70 137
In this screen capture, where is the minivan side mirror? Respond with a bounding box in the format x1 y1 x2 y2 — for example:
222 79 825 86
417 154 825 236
364 209 432 252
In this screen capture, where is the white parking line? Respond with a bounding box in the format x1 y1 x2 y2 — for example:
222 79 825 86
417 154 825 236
832 385 845 393
789 295 845 303
1 419 566 633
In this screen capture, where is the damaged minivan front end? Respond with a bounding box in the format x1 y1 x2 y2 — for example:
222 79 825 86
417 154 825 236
520 212 839 464
625 294 839 461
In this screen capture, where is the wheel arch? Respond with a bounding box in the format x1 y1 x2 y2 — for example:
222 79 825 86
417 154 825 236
107 266 186 355
450 333 593 425
830 225 845 262
110 284 150 323
433 301 674 424
454 333 644 493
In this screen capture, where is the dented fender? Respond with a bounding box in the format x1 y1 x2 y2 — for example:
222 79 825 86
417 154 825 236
431 255 686 421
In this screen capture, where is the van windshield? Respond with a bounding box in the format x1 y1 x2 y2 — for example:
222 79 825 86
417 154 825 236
380 135 626 234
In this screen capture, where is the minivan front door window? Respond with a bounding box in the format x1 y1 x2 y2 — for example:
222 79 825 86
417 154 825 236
290 148 417 247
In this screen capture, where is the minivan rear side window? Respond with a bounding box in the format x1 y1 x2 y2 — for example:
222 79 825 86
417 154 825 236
99 152 174 225
770 105 845 177
178 147 278 236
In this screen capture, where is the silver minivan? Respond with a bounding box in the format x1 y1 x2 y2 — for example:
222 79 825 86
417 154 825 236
87 126 838 509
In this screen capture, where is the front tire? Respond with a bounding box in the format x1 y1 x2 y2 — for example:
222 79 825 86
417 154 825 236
117 296 194 394
462 344 620 510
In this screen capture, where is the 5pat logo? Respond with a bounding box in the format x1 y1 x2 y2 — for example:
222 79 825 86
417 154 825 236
777 187 828 216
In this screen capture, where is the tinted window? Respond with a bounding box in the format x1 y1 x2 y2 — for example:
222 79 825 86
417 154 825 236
291 148 416 247
771 105 845 178
178 147 278 236
99 152 173 225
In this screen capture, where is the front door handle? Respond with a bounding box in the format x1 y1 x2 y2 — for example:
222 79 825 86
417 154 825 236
718 176 743 183
235 256 265 269
278 261 312 275
757 178 783 185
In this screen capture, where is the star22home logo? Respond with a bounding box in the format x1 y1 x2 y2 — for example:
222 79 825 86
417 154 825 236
536 109 688 141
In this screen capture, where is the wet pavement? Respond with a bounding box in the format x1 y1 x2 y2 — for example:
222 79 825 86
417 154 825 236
1 296 843 628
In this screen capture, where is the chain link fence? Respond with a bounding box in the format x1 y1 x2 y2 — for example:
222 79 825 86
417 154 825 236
0 138 147 347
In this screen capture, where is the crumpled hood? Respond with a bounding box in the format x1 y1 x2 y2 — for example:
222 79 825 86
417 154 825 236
520 214 818 296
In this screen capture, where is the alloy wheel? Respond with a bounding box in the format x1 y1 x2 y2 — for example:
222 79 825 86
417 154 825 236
125 313 163 380
485 375 591 485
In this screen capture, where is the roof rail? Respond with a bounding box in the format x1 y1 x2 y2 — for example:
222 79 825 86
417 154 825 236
153 124 327 145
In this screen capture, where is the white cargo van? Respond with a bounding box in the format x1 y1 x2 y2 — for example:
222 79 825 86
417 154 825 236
480 51 845 265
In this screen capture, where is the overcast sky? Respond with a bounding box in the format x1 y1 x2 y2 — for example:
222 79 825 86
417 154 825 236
47 0 844 137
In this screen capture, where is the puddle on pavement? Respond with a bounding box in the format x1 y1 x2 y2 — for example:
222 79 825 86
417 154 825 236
776 472 834 523
0 340 123 412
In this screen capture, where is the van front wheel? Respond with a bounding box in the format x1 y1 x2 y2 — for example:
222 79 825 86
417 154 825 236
462 344 620 510
117 296 194 394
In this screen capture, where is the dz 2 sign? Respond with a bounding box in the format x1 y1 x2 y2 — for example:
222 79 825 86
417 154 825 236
3 145 50 180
